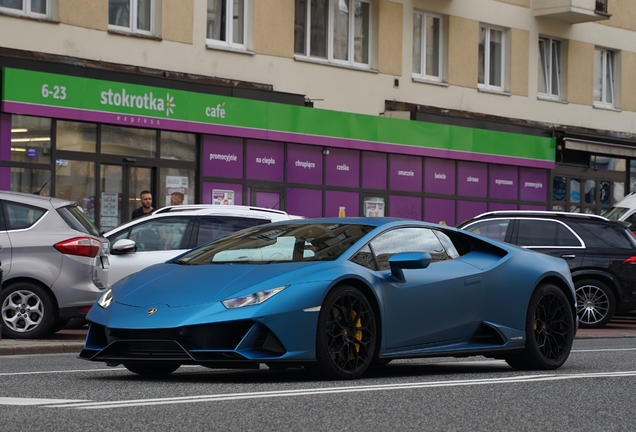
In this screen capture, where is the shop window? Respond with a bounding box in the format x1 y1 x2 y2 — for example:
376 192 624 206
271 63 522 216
160 131 196 161
294 0 371 68
108 0 155 36
0 0 50 18
56 121 97 153
160 168 195 207
10 115 51 164
55 160 95 222
101 125 157 157
412 11 443 83
9 167 51 196
206 0 247 50
478 24 506 92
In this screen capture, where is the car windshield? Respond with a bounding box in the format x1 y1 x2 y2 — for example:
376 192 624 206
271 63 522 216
602 206 629 221
175 223 375 264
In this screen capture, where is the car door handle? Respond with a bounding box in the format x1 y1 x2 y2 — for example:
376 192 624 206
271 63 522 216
560 254 576 259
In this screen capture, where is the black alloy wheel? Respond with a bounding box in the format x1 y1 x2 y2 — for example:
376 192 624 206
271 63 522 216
315 285 377 379
506 283 575 370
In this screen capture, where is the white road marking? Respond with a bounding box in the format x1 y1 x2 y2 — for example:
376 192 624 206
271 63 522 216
0 397 88 406
42 370 636 410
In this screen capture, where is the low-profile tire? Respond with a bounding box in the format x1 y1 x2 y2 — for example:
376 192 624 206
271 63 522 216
505 283 575 370
314 285 376 380
0 282 56 339
123 363 180 376
47 319 70 335
575 279 615 329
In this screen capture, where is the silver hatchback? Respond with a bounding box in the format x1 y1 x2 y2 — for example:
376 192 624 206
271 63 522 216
0 192 110 339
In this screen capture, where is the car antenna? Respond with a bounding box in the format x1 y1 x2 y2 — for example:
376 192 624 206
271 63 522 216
33 164 62 195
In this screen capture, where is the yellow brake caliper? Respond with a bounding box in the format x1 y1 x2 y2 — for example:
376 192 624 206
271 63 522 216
349 310 362 360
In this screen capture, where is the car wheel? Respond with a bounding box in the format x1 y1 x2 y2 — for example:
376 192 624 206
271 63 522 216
505 283 574 370
315 285 376 380
0 283 56 339
575 279 615 328
123 363 180 376
47 319 70 334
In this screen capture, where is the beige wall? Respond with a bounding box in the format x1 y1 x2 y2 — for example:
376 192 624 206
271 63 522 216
59 0 107 31
567 40 594 106
254 0 294 57
620 51 636 111
494 0 529 7
378 0 402 76
448 16 478 89
510 28 529 96
162 0 194 44
600 0 636 32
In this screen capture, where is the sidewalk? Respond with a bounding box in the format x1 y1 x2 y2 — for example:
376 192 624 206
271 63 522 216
2 314 636 356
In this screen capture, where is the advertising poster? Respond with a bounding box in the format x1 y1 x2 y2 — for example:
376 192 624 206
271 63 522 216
213 189 234 205
165 175 189 205
365 201 385 217
100 192 119 227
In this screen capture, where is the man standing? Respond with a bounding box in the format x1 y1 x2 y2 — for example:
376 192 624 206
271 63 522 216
170 191 184 206
131 190 153 219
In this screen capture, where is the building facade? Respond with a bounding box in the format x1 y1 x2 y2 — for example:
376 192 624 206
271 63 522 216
0 0 634 230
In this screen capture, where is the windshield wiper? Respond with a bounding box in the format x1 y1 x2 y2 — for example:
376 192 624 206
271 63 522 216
172 259 194 266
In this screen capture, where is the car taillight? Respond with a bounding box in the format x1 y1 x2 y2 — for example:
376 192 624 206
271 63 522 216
622 256 636 264
54 237 101 258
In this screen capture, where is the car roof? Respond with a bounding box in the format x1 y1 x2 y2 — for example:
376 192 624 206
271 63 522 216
0 191 74 208
461 210 610 223
152 205 302 220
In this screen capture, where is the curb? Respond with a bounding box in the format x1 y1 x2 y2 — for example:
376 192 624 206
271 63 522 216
0 341 84 356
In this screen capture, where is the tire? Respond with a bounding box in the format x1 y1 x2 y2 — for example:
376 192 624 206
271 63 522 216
505 283 575 370
0 283 56 339
575 279 615 328
48 319 70 334
315 285 377 380
123 363 180 376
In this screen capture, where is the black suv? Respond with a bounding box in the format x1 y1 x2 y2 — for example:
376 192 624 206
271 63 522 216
458 211 636 328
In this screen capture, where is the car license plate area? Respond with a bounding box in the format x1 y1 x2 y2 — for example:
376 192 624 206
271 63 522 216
101 256 110 269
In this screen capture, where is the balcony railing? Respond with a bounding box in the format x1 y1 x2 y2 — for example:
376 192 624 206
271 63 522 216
534 0 611 23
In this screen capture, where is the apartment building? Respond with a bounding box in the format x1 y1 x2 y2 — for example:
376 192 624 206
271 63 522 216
0 0 634 229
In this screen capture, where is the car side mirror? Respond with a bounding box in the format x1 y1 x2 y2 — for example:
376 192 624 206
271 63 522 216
111 239 137 255
388 252 432 283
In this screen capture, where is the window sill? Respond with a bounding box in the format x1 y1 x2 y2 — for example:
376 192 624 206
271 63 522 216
205 44 255 55
593 103 621 112
477 86 511 97
294 55 378 73
412 77 449 87
108 29 161 41
0 10 57 23
538 95 568 104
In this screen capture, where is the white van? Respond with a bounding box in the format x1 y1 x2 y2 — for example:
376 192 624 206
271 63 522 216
603 191 636 231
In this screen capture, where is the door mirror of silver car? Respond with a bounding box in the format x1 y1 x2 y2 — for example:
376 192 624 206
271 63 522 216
111 239 137 255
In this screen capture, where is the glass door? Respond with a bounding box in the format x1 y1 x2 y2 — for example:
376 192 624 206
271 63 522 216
99 164 154 231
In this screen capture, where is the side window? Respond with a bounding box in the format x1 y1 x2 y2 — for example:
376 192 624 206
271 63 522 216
3 202 46 230
130 217 190 252
556 224 582 247
351 244 377 270
370 227 450 271
516 220 558 247
196 217 267 246
463 219 510 242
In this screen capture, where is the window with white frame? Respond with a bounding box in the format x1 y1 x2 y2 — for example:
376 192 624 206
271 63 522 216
294 0 371 68
538 37 562 99
478 24 505 91
412 11 442 82
0 0 49 17
206 0 247 49
108 0 154 35
594 47 616 108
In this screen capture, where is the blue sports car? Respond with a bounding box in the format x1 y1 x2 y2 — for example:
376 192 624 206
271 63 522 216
80 218 577 379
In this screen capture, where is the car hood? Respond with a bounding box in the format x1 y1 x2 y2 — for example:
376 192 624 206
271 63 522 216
114 262 329 308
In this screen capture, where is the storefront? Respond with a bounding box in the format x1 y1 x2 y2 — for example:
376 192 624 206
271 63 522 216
1 66 555 229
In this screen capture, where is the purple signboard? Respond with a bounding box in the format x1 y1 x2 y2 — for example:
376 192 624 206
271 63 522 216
424 198 455 226
489 202 518 211
457 161 487 197
325 190 359 217
389 195 422 220
489 165 518 199
521 204 547 210
286 188 322 218
246 139 284 181
326 148 360 187
287 144 323 185
255 191 280 209
0 113 11 161
520 168 548 202
424 158 456 195
457 200 487 223
202 182 243 205
390 154 422 192
202 135 243 178
362 151 387 189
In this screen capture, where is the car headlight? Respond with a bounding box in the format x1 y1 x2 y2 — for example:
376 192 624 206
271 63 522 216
222 286 287 309
97 288 113 309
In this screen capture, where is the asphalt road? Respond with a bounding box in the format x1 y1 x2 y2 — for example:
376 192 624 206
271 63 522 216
0 337 635 431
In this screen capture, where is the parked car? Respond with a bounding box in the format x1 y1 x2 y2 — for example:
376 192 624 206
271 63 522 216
603 191 636 232
104 205 303 284
0 191 110 339
81 218 576 379
458 210 636 328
